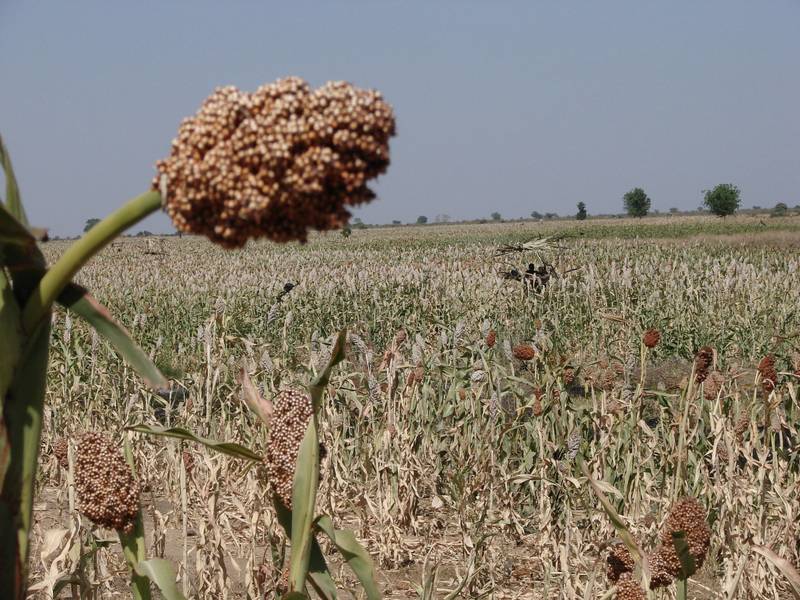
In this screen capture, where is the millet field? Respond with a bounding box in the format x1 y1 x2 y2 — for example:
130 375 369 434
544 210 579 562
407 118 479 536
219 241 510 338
31 215 800 598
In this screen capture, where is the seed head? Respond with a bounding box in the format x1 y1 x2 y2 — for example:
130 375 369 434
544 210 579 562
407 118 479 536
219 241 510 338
485 330 497 348
562 367 576 386
648 546 675 589
615 573 646 600
694 346 714 383
75 432 140 534
757 355 777 393
703 371 725 401
642 329 661 348
154 78 396 248
512 344 536 361
606 543 634 583
265 389 314 508
53 437 69 470
655 497 711 579
532 388 544 417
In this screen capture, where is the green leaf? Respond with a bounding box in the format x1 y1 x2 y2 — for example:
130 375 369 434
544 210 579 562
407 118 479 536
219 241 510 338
289 418 320 594
316 516 381 600
286 329 347 594
0 271 21 398
0 274 18 543
0 319 50 595
0 204 34 249
134 559 186 600
752 546 800 599
274 492 338 599
58 283 167 389
579 460 651 587
671 531 697 578
127 424 262 462
0 133 29 226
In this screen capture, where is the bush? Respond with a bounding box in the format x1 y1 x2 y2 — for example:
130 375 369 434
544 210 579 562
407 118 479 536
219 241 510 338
576 202 587 221
416 215 428 224
771 202 788 217
703 184 741 217
623 187 651 217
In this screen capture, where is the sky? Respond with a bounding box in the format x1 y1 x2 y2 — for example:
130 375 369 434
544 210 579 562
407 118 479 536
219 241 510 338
0 1 798 236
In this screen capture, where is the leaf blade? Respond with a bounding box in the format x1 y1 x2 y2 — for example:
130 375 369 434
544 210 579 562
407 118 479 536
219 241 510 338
134 558 186 600
0 133 29 226
58 283 167 389
752 546 800 598
316 516 381 600
127 424 262 462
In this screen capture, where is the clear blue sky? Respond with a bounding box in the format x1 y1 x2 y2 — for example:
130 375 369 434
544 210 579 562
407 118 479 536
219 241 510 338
1 1 798 236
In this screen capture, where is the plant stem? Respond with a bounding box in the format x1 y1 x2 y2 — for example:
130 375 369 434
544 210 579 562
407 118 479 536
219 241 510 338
121 435 151 599
21 190 162 334
676 576 688 600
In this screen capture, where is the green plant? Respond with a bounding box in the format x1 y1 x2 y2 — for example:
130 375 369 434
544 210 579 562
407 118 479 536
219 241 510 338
703 183 741 217
623 187 651 218
576 202 587 220
771 202 789 217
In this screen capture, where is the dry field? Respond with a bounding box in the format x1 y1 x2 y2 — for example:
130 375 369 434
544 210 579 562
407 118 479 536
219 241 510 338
32 216 800 598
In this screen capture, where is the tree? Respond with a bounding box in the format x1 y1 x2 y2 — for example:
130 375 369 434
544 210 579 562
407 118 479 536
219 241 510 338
352 217 367 229
544 212 558 220
669 207 679 214
490 212 502 221
623 187 651 218
530 210 543 220
704 184 741 217
391 220 401 225
416 215 428 224
576 202 587 221
771 202 788 217
84 218 101 232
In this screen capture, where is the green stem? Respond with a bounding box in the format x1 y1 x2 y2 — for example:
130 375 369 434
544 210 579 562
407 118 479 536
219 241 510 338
676 576 688 600
21 190 162 334
121 436 151 599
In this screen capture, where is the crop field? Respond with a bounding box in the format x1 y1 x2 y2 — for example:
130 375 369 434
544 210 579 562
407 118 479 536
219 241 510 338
25 215 800 598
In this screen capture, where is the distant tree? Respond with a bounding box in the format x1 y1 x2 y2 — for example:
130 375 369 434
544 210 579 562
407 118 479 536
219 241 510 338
391 220 401 225
136 230 153 237
771 202 789 217
434 214 451 223
623 187 651 218
340 225 352 238
703 184 741 217
490 212 502 221
83 218 101 233
352 217 367 229
669 207 679 214
416 215 428 224
544 212 558 220
752 205 762 210
530 210 543 220
576 202 587 221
